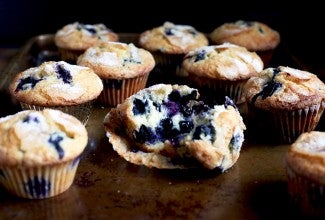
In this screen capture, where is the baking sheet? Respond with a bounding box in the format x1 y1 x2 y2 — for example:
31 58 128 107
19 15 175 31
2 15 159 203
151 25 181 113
0 34 312 219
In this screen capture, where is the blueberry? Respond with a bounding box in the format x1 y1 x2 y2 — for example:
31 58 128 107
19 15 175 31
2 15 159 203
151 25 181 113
224 96 237 110
194 50 206 62
24 176 51 198
22 115 40 123
48 133 64 159
160 118 173 131
180 104 193 116
182 90 198 103
55 63 72 84
252 68 282 103
15 76 42 92
153 102 161 111
168 90 181 102
165 101 180 117
164 28 174 36
193 102 210 114
104 79 123 89
123 58 141 65
229 133 242 152
132 98 149 115
133 125 156 144
258 26 264 33
179 121 193 133
85 27 97 34
156 119 179 139
193 125 216 141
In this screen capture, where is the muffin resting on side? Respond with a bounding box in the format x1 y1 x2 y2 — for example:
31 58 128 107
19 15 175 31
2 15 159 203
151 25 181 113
138 21 208 82
77 41 155 106
182 43 263 105
103 84 246 170
0 109 88 199
54 22 119 62
210 20 280 66
244 66 325 143
9 61 103 125
286 131 325 218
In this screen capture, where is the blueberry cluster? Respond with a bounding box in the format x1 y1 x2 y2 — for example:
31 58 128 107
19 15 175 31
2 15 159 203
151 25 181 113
131 89 216 147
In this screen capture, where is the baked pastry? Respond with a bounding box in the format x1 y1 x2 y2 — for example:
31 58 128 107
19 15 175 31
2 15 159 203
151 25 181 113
9 61 103 125
182 43 263 105
286 131 325 218
77 41 155 106
244 66 325 143
0 109 88 199
104 84 246 170
138 21 208 82
210 20 280 66
54 22 119 62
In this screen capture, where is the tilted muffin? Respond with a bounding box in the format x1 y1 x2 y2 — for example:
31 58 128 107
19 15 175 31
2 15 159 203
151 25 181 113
103 84 246 170
286 131 325 218
54 22 119 62
138 21 208 81
210 20 280 66
9 61 103 125
244 66 325 143
77 41 155 106
0 109 88 199
182 43 263 105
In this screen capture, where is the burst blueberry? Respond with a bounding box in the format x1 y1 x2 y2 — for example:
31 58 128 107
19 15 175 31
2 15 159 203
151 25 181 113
133 98 149 115
55 63 72 84
179 121 194 133
48 133 64 159
133 125 156 144
194 50 206 62
15 76 42 92
193 125 216 141
22 115 40 123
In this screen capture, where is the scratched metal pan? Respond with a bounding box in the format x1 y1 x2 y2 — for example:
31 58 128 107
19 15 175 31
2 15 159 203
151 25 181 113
0 34 307 219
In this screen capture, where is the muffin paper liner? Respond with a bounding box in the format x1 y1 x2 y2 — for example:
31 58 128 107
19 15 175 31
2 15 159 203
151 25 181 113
58 48 84 64
0 159 80 199
98 73 149 107
188 76 247 105
286 164 325 218
20 102 92 125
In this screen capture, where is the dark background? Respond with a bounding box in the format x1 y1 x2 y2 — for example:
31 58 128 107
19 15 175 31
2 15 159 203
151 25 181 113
0 0 322 66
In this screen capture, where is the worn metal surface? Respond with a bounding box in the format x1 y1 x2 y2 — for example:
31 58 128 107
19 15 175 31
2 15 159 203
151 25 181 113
0 34 313 219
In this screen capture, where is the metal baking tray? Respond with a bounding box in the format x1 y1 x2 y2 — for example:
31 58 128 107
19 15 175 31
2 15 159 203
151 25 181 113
0 34 310 219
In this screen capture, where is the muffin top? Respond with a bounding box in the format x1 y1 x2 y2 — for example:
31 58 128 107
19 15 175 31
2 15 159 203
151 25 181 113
104 84 246 170
138 22 208 54
210 20 280 51
244 66 325 110
54 22 119 50
286 131 325 184
77 42 155 79
9 61 103 106
0 109 88 167
182 43 264 80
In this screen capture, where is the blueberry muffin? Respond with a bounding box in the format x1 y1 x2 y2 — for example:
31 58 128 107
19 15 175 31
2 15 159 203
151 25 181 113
104 84 246 170
77 41 155 106
0 109 88 199
244 66 325 143
182 43 263 105
286 131 325 218
138 21 208 81
54 22 119 62
9 61 103 125
210 20 280 66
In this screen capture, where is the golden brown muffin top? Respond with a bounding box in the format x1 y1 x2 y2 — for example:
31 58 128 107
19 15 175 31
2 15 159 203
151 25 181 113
210 20 280 51
9 61 103 106
77 42 155 79
139 22 208 54
54 22 119 50
0 109 88 167
182 43 263 80
286 131 325 184
244 66 325 110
